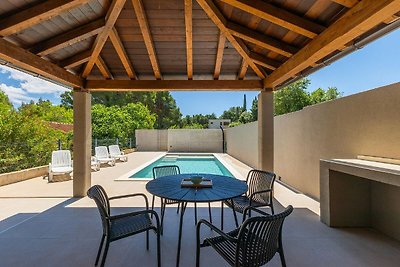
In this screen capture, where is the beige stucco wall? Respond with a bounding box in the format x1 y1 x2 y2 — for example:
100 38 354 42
168 129 222 152
226 121 258 168
135 129 168 151
0 166 48 186
275 82 400 199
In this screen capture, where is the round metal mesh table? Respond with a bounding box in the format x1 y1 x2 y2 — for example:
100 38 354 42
146 173 247 267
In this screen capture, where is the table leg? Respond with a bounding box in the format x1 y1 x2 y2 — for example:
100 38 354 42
176 201 186 267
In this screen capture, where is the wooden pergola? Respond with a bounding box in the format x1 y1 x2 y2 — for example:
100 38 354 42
1 0 399 196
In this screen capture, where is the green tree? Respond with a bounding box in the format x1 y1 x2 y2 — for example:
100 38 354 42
239 111 252 124
153 92 181 129
220 106 242 122
0 89 13 116
250 96 258 121
242 94 247 112
19 99 73 123
60 91 73 109
274 79 311 115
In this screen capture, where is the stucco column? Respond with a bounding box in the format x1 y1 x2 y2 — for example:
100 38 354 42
73 89 91 197
258 90 274 172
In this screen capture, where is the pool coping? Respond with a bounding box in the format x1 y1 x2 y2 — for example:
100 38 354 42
114 152 244 181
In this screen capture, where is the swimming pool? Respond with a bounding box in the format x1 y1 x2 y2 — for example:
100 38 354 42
130 154 234 178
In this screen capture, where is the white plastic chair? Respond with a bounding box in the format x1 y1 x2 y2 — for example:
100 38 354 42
108 145 128 162
91 156 100 171
95 146 116 166
48 150 73 182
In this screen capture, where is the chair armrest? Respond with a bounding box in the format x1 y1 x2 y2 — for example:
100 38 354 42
249 189 272 204
196 219 237 243
242 206 271 223
110 209 160 228
109 193 149 210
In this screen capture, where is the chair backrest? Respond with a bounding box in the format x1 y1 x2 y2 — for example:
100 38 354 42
51 150 72 168
152 165 180 179
108 145 121 156
87 185 111 235
246 169 276 204
236 205 293 266
95 146 109 159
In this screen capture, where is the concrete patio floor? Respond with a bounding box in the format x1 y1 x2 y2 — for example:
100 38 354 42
1 152 400 266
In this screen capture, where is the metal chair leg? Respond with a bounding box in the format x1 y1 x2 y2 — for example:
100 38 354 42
231 199 239 228
194 202 198 225
157 228 161 267
208 203 212 223
100 240 110 267
146 230 149 250
151 195 155 218
177 202 180 213
196 223 201 267
95 234 105 266
160 199 165 235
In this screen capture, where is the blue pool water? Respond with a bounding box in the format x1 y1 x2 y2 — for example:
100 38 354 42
130 155 233 178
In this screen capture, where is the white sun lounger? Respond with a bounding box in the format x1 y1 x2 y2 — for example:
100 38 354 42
91 156 100 171
95 146 116 166
108 145 128 162
48 150 73 182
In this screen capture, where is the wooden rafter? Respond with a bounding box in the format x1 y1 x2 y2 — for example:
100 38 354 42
219 0 326 39
185 0 193 80
196 0 266 79
237 59 248 80
0 38 82 87
86 80 263 91
82 0 126 78
30 19 105 56
0 0 91 37
213 31 226 80
132 0 162 79
95 56 113 79
264 0 400 89
249 52 280 71
60 50 91 69
331 0 359 8
109 27 137 79
226 21 298 57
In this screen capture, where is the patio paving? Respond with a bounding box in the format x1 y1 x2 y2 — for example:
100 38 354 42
0 152 399 266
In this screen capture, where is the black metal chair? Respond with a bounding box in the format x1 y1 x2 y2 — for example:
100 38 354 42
196 205 293 267
87 185 161 267
152 165 212 229
221 169 276 229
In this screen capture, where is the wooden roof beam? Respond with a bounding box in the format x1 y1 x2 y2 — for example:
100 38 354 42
226 21 298 57
60 50 91 69
219 0 326 38
0 0 91 36
263 0 400 89
196 0 266 79
109 27 137 79
132 0 162 80
30 19 105 56
85 80 263 91
82 0 126 78
237 59 248 80
249 52 280 71
331 0 359 8
0 38 82 87
213 31 226 80
185 0 193 80
95 56 113 79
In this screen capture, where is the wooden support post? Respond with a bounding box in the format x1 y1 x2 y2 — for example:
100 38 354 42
258 90 274 172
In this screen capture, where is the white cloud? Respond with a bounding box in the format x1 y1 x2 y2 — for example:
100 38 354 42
0 83 38 105
0 65 69 95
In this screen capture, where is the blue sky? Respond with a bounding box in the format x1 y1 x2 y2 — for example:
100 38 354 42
0 29 399 116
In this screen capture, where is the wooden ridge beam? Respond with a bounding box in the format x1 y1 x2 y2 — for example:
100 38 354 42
331 0 359 8
237 59 248 80
226 21 298 57
30 19 105 56
263 0 400 89
132 0 162 79
95 56 113 79
213 31 226 79
82 0 126 78
60 50 91 68
0 0 91 36
219 0 326 38
185 0 193 80
109 27 137 79
0 38 82 87
85 79 264 91
196 0 266 79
